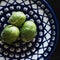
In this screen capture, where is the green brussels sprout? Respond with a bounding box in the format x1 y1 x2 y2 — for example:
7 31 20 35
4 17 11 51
8 12 26 27
1 25 20 44
21 21 37 43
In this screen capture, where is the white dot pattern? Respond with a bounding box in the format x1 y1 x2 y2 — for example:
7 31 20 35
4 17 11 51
0 0 58 60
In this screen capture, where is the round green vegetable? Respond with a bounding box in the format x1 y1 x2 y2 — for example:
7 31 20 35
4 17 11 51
8 11 26 27
1 25 20 44
21 21 37 43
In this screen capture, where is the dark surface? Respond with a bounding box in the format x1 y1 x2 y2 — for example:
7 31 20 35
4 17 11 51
47 0 60 60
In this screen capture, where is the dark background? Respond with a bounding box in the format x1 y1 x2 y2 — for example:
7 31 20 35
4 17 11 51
47 0 60 60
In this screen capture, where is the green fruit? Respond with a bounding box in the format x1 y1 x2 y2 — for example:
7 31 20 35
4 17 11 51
1 25 20 44
21 21 37 43
8 12 26 27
